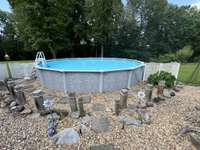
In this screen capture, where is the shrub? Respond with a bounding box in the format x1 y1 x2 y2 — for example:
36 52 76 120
176 45 193 62
158 45 193 63
158 53 176 63
147 71 176 88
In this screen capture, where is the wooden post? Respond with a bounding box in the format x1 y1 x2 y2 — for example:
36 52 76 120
68 92 78 112
15 89 26 105
145 84 153 101
32 90 44 110
114 100 121 116
7 81 15 97
120 89 128 109
77 97 85 117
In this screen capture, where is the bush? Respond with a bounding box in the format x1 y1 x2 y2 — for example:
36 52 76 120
147 71 176 88
158 45 193 63
158 53 176 63
176 45 193 62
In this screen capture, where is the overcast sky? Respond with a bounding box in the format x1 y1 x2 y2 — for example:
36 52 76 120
0 0 200 12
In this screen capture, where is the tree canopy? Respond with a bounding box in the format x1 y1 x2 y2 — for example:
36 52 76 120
0 0 199 62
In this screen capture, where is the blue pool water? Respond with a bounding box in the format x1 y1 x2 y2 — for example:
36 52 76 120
38 58 144 72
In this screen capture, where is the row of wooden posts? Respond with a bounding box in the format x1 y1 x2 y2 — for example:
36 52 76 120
32 91 88 117
7 80 26 106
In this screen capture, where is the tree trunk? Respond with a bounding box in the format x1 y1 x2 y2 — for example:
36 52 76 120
51 50 57 59
101 44 104 57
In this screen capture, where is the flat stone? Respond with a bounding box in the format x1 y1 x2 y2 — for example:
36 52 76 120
90 144 115 150
92 103 106 112
118 115 141 126
32 89 44 96
91 115 111 133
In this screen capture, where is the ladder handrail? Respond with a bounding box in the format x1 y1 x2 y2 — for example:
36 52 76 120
35 51 47 66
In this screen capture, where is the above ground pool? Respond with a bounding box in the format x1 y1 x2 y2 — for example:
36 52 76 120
36 58 145 93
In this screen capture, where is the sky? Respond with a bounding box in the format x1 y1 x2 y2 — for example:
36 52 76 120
0 0 200 12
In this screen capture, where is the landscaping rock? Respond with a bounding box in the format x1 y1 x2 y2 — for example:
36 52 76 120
170 91 176 97
51 128 80 145
9 101 17 108
118 115 141 126
32 89 44 96
90 144 115 150
47 113 60 120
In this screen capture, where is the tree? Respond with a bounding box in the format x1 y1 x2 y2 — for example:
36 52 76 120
9 0 85 58
85 0 120 57
0 9 23 60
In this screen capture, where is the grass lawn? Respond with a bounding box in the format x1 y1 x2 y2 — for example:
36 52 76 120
178 63 200 85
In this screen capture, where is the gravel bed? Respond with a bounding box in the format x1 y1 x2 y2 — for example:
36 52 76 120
0 79 200 150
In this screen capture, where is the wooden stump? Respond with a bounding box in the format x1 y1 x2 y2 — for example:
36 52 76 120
7 81 15 97
15 90 26 105
120 89 128 109
77 97 85 117
33 95 44 110
32 90 44 110
145 84 153 101
68 92 78 112
114 100 121 116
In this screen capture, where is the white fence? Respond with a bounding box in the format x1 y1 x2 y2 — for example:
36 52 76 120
143 62 180 81
0 62 180 81
0 64 9 80
0 62 34 80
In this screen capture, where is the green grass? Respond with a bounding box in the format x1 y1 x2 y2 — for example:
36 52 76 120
178 63 200 85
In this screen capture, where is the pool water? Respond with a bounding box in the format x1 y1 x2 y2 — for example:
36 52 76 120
39 58 144 72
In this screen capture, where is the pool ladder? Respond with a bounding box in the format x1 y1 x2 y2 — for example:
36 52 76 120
35 51 47 66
